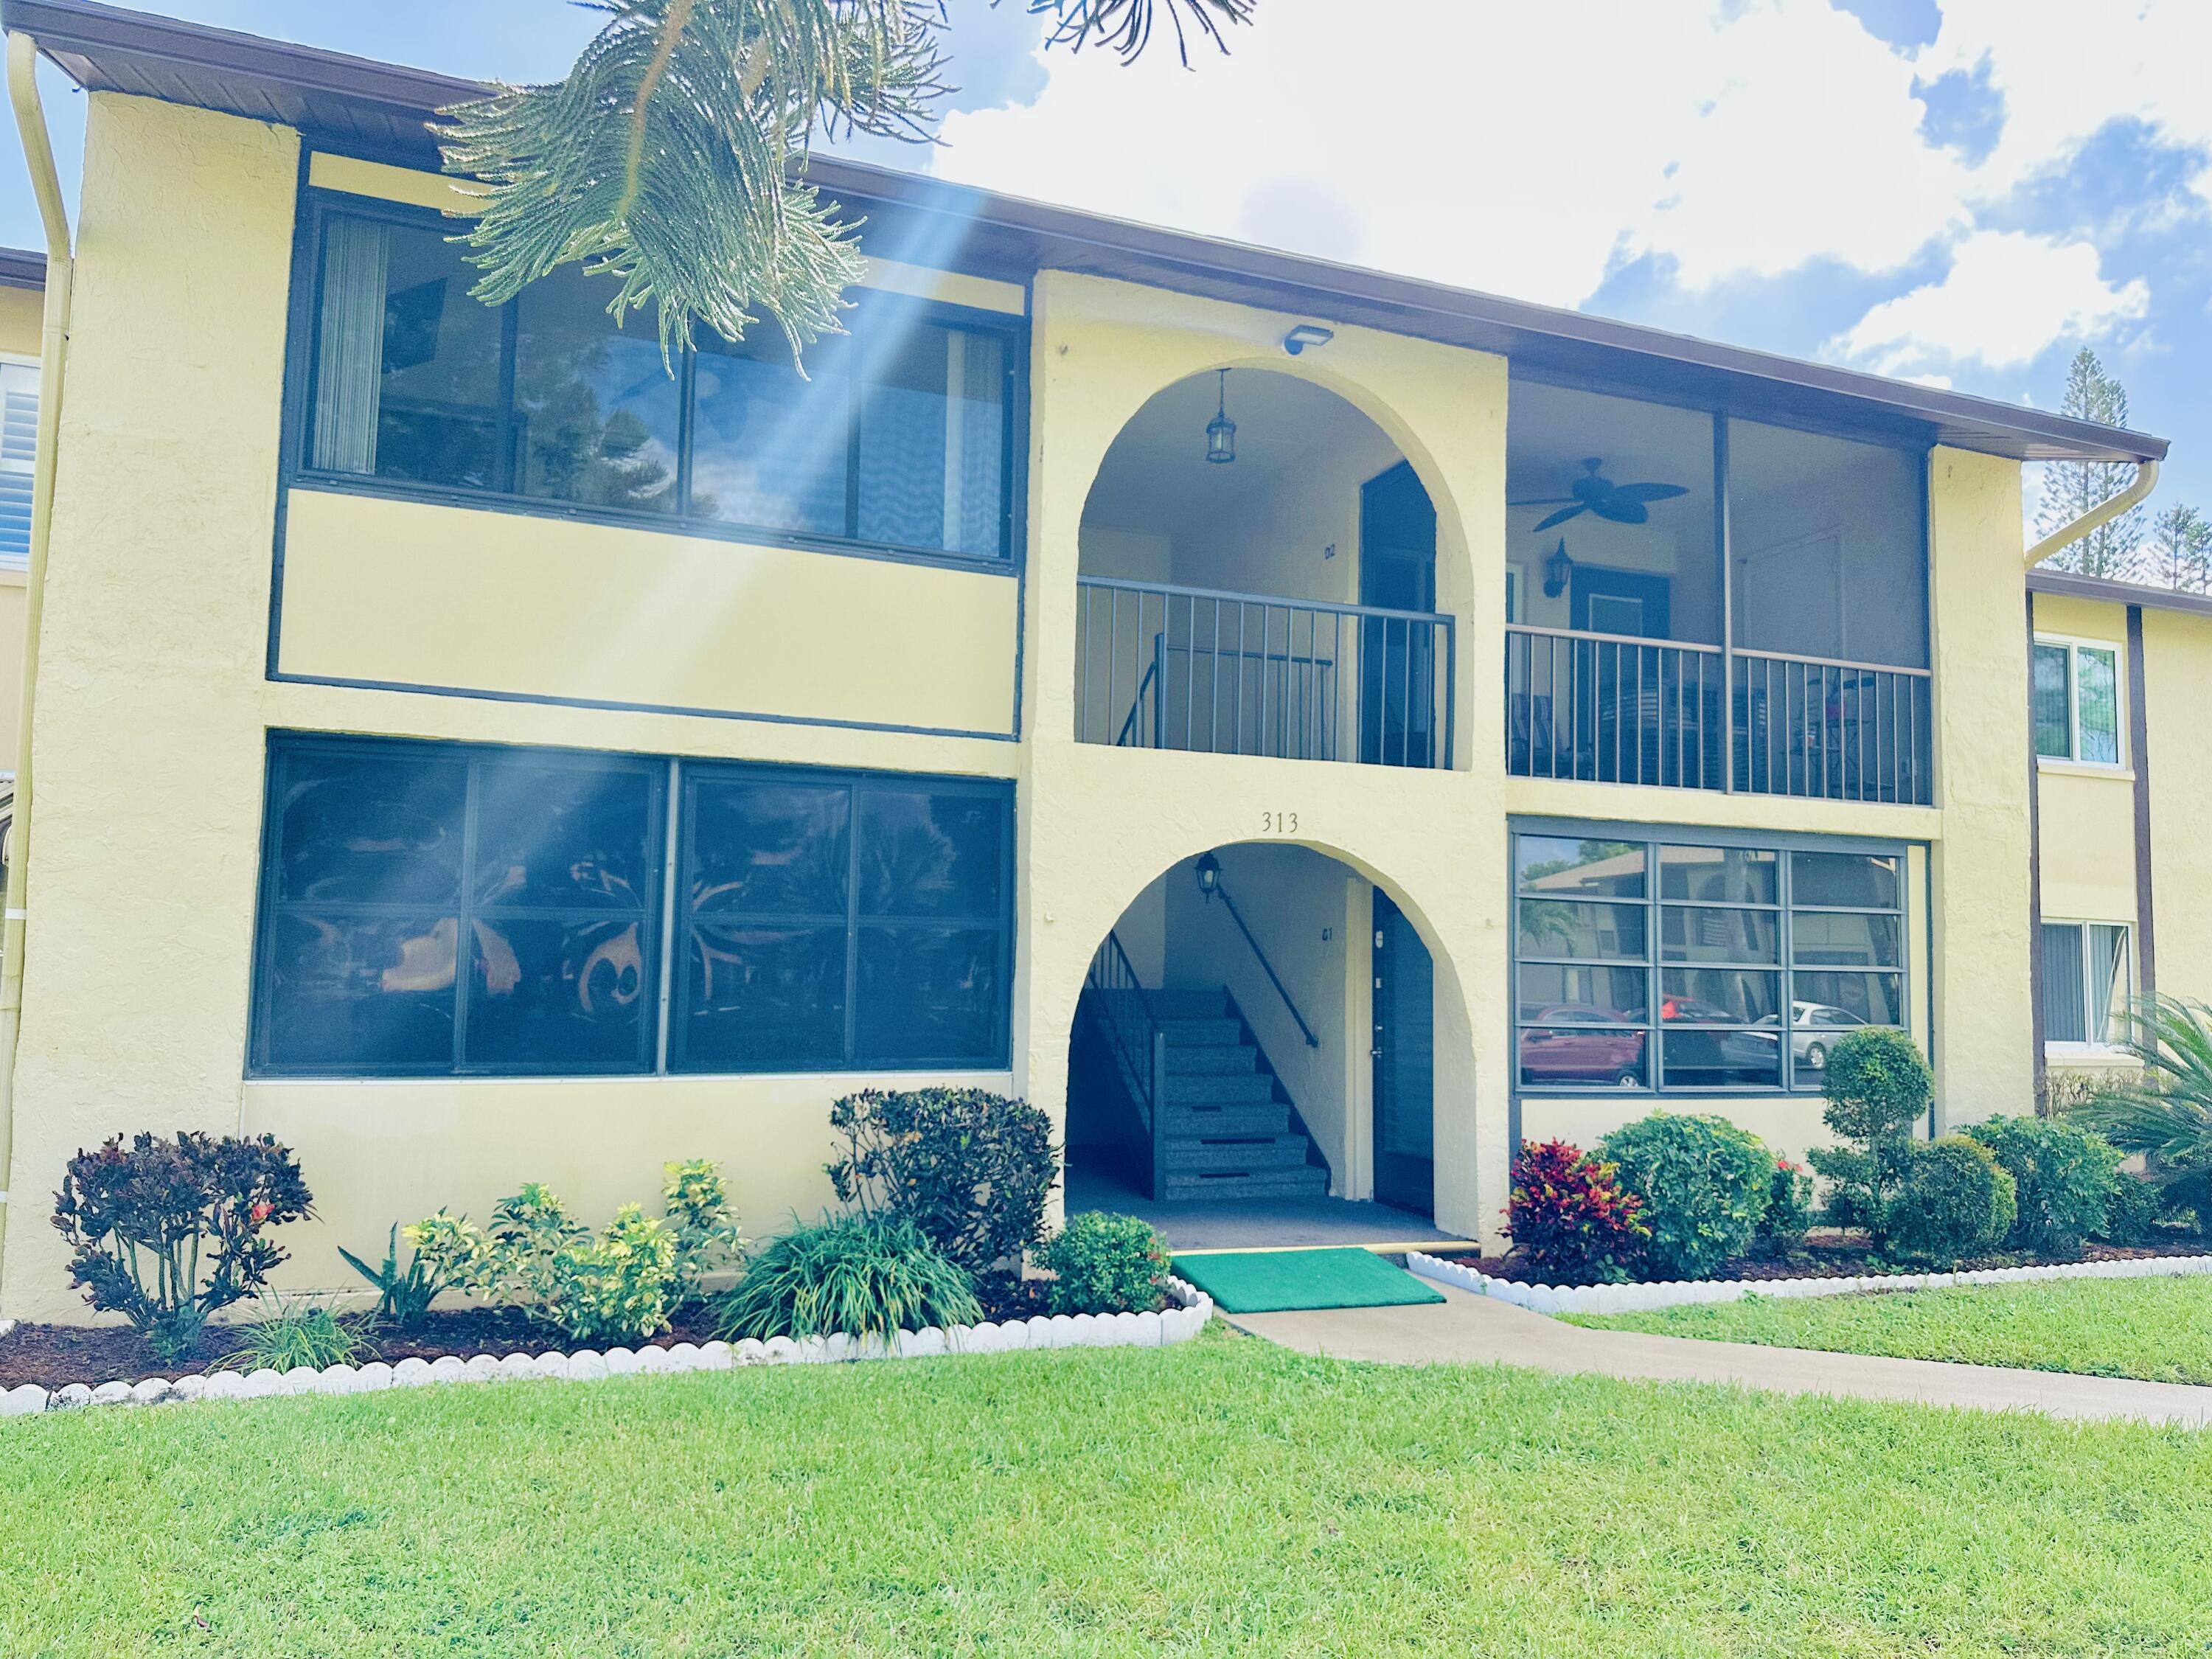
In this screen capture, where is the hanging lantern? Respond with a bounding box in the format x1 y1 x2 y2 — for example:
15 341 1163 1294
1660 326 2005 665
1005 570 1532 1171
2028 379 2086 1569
1205 369 1237 464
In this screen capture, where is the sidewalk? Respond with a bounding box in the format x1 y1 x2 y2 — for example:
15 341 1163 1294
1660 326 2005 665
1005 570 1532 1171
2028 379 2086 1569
1229 1282 2212 1427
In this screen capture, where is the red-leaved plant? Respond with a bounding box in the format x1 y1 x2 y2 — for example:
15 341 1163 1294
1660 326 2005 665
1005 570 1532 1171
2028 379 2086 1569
1504 1139 1649 1285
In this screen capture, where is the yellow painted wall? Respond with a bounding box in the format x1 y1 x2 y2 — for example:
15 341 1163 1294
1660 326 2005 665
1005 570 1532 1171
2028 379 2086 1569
2143 605 2212 1006
0 280 43 359
2029 594 2137 931
277 489 1021 735
0 568 24 748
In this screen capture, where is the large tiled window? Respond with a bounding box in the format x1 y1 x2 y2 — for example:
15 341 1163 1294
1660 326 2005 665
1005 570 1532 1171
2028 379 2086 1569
251 734 1013 1077
295 197 1020 563
1514 826 1910 1095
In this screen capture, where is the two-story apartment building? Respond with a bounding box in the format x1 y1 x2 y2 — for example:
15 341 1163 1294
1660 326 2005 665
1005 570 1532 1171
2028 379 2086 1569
0 0 2191 1317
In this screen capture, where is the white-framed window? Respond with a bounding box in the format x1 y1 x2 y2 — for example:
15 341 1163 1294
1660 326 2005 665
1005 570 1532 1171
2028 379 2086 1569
2032 634 2124 767
2041 919 2132 1048
0 355 37 569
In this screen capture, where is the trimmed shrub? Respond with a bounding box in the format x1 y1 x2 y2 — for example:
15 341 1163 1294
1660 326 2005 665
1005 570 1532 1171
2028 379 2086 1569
1964 1114 2124 1258
1883 1137 2017 1267
827 1088 1059 1275
407 1161 745 1344
1807 1027 1933 1236
1597 1113 1773 1281
714 1215 983 1341
1755 1158 1816 1257
2096 1173 2169 1247
1504 1139 1649 1286
1039 1212 1171 1315
52 1131 313 1362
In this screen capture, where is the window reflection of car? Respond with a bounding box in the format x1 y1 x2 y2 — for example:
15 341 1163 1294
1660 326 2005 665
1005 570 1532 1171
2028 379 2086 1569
1750 1001 1869 1071
1520 1004 1646 1087
1663 993 1783 1080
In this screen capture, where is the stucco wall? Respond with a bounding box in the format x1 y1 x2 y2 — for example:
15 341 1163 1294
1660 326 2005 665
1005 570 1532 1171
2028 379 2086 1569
2143 605 2212 1006
2029 593 2137 931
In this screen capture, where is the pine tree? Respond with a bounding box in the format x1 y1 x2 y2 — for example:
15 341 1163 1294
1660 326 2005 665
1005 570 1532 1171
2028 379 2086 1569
436 1 1253 365
2032 348 2146 578
2146 503 2212 594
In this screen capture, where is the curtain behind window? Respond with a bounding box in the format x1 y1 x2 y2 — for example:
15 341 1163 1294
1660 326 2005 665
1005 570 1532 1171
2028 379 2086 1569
2088 922 2130 1044
2031 643 2071 759
310 215 390 475
2041 922 2087 1043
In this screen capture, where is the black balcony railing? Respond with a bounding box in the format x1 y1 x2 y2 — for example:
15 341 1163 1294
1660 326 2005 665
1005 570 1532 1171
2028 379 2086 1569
1076 577 1455 768
1506 625 1933 806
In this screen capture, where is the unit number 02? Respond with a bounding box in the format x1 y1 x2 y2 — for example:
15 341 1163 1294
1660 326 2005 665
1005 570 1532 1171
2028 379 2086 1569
1260 811 1300 834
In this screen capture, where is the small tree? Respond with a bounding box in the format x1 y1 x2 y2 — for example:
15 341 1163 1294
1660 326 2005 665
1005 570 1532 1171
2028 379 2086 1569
2146 503 2212 595
1806 1027 1933 1242
2032 348 2144 580
52 1132 314 1361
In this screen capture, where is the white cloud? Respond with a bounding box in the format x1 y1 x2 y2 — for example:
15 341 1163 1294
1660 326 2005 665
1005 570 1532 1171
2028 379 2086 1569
933 0 1972 307
1826 231 2148 375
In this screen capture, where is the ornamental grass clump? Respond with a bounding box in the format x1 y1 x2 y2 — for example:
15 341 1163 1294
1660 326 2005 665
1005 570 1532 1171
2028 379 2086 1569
216 1298 371 1374
714 1215 983 1342
52 1131 313 1362
1598 1112 1773 1281
407 1161 745 1345
1504 1139 1649 1286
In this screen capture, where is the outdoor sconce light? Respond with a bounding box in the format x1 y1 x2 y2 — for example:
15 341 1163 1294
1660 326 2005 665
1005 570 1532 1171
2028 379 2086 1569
1205 369 1237 465
1283 323 1335 355
1194 852 1222 899
1542 537 1575 599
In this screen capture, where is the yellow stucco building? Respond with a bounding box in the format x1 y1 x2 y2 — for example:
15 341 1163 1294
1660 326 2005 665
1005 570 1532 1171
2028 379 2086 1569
0 1 2197 1319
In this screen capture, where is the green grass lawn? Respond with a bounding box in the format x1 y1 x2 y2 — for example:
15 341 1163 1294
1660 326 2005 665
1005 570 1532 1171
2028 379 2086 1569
7 1326 2212 1658
1568 1273 2212 1387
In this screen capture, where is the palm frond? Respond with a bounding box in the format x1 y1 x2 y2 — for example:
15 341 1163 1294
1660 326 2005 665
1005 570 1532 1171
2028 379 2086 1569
2065 992 2212 1184
1025 0 1256 65
436 0 949 363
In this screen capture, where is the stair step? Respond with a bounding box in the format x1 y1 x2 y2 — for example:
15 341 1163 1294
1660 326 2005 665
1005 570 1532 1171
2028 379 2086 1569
1162 1165 1329 1202
1163 1071 1275 1105
1159 1104 1292 1137
1147 988 1232 1018
1166 1046 1262 1076
1161 1018 1245 1047
1163 1134 1314 1172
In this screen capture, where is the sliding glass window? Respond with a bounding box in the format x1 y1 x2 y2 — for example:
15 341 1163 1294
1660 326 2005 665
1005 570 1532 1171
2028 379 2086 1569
252 735 1015 1078
2032 636 2122 765
297 196 1019 563
1514 828 1910 1094
2041 920 2131 1046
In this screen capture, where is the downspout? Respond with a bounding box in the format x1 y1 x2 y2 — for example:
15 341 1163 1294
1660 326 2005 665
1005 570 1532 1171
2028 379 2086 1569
2022 458 2158 570
0 29 74 1305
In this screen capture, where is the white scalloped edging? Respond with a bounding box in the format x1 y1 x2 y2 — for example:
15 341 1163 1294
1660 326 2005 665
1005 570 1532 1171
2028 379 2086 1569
1405 1249 2212 1317
0 1279 1214 1420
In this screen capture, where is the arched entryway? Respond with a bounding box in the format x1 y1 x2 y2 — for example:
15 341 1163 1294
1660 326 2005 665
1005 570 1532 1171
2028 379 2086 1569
1073 369 1451 771
1064 838 1457 1248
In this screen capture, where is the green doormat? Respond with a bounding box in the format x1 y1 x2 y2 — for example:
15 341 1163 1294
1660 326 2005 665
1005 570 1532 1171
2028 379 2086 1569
1171 1248 1447 1314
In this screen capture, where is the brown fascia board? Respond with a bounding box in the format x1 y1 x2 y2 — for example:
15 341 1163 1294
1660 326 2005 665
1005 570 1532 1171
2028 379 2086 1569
2028 568 2212 621
1 0 2171 467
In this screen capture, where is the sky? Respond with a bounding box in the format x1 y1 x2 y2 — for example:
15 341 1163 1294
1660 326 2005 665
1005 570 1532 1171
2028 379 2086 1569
4 0 2206 528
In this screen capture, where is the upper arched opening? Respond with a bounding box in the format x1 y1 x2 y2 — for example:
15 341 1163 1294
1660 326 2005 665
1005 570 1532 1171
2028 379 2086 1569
1074 369 1453 770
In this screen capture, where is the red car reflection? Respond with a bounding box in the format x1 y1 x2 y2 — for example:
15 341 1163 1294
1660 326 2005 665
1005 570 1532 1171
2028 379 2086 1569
1519 1004 1646 1087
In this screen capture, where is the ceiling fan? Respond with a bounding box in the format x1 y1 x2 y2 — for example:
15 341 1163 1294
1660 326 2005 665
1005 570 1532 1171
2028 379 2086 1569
1510 457 1688 531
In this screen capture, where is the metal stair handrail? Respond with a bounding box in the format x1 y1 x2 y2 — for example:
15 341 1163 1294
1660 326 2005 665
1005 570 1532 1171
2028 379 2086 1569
1085 931 1170 1199
1205 876 1321 1049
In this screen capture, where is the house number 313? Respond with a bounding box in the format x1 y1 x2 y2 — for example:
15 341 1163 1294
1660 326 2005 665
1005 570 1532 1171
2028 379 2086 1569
1260 811 1299 834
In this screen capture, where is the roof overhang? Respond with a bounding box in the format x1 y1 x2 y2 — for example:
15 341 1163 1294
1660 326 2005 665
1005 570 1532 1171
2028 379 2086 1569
1 0 2170 467
2027 568 2212 620
0 247 43 290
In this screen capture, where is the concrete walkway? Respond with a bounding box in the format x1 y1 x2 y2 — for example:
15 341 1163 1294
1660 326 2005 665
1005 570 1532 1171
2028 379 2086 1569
1231 1282 2212 1427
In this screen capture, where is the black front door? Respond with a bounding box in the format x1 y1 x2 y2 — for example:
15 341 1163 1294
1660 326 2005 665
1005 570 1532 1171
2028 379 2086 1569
1360 462 1439 767
1371 889 1435 1216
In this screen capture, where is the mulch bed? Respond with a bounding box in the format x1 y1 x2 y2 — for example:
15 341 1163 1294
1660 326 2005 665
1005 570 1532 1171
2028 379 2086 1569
1422 1234 2212 1288
1 1270 1059 1392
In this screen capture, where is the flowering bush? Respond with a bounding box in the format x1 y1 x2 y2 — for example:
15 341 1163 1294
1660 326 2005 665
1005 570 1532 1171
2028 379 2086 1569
52 1131 313 1361
407 1161 745 1343
1504 1139 1649 1285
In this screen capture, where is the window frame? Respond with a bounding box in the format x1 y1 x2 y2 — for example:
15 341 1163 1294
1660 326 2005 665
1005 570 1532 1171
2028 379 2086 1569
0 349 38 573
2032 632 2127 770
281 189 1031 577
249 732 670 1079
248 734 1017 1081
1511 820 1914 1099
667 759 1015 1076
2039 917 2134 1053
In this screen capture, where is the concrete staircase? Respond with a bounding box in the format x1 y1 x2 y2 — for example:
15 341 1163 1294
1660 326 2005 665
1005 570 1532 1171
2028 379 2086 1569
1136 987 1329 1202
